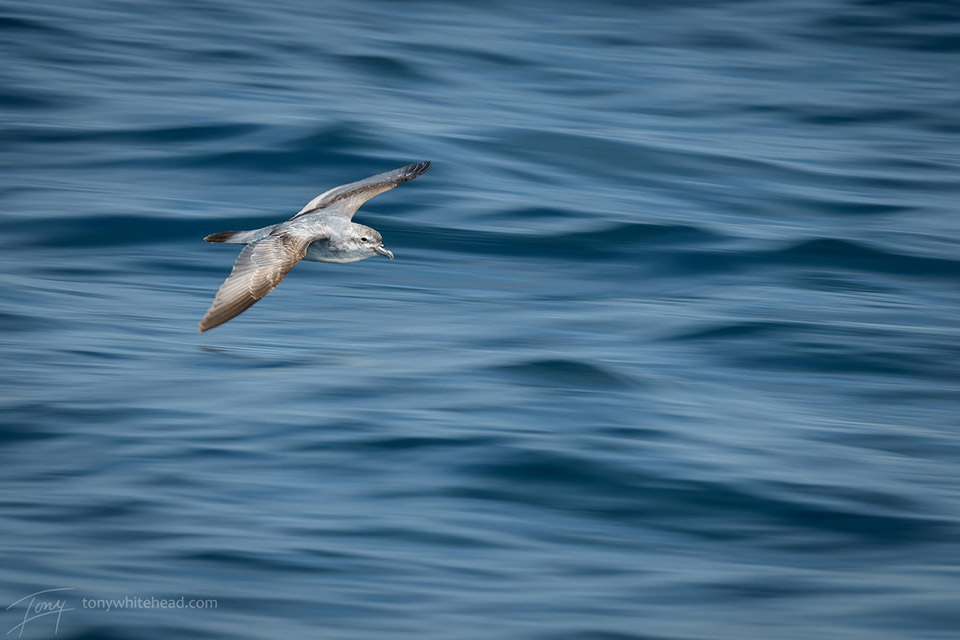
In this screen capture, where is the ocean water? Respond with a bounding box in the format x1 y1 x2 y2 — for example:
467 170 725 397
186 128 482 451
1 0 959 638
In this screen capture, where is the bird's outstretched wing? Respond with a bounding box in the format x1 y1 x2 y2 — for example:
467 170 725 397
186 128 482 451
198 231 314 332
291 161 430 221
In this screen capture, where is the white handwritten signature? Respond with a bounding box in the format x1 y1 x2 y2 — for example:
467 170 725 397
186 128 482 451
6 588 75 637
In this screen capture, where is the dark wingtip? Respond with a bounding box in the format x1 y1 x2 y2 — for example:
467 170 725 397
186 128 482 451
402 161 431 180
204 231 236 243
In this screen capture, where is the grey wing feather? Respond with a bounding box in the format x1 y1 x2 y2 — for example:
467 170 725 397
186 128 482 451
198 231 311 332
291 161 430 220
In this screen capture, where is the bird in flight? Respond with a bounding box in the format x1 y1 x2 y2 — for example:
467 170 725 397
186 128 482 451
198 161 431 332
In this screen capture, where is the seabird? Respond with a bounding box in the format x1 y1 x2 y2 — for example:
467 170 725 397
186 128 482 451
198 161 431 332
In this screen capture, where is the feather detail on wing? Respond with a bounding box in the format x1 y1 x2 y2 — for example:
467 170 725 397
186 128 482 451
198 231 312 332
292 161 430 220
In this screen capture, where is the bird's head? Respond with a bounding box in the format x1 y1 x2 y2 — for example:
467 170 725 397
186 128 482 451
351 223 393 260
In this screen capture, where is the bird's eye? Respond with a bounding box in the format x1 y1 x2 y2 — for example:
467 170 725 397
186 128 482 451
360 237 368 242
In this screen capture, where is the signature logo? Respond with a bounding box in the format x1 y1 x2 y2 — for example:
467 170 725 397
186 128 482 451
6 588 75 637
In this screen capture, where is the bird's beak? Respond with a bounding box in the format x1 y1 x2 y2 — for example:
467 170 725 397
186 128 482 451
374 245 394 260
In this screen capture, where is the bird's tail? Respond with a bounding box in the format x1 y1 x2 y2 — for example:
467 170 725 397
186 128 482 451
204 224 278 244
204 230 243 243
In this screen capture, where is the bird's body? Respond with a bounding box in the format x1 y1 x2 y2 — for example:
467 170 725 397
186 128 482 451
198 161 430 332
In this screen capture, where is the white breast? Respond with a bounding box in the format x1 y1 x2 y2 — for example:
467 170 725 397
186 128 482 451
304 239 368 263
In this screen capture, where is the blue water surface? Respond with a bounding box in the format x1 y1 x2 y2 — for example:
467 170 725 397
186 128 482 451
1 0 959 638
